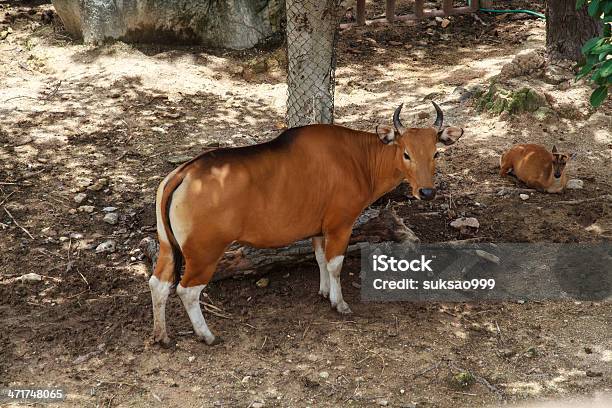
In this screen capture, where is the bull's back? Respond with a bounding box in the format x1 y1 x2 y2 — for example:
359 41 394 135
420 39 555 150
171 125 369 248
508 144 552 189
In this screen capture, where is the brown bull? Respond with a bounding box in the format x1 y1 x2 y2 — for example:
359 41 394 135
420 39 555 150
150 102 464 346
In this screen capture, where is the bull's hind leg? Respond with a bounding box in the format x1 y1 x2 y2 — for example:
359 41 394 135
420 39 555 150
312 236 329 298
149 241 175 347
176 241 228 345
324 227 353 315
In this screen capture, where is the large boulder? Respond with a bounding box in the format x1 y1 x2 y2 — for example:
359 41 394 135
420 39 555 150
52 0 285 49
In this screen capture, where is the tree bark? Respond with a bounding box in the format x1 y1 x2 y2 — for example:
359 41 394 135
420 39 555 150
140 206 419 281
285 0 342 126
546 0 602 61
52 0 285 49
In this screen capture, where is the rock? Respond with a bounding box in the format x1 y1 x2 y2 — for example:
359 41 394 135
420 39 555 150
95 240 116 253
388 40 402 46
474 250 500 264
103 212 119 225
70 232 84 239
252 402 265 408
584 346 593 354
566 179 584 190
73 193 87 204
102 207 117 212
478 84 546 115
256 277 269 288
533 106 555 121
19 273 42 283
151 127 167 134
318 371 329 379
378 399 389 406
167 155 192 165
417 111 429 119
499 50 545 80
451 86 473 103
586 369 603 377
78 205 95 213
450 217 479 230
88 178 108 192
441 18 450 28
13 135 33 146
519 193 530 200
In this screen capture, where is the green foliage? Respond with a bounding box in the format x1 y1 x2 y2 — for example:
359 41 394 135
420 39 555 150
577 0 611 107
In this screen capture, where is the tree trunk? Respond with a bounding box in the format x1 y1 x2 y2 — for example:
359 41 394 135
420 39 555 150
546 0 602 61
52 0 285 50
285 0 342 127
140 207 419 281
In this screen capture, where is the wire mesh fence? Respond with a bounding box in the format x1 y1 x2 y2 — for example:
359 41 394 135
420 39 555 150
285 0 344 127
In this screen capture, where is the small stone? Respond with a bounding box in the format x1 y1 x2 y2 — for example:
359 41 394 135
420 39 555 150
441 18 450 28
70 232 84 239
151 127 167 134
19 273 42 283
450 217 480 229
584 346 593 354
586 369 603 377
417 111 428 119
388 41 402 46
256 278 269 288
519 193 530 200
103 212 119 225
435 16 443 22
167 155 192 165
378 399 389 406
252 402 264 408
95 240 116 253
318 371 329 379
78 205 95 213
102 207 117 212
73 193 87 204
88 178 108 192
566 179 583 190
188 356 195 362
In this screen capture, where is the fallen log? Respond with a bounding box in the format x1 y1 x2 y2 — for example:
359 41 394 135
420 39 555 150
139 206 419 281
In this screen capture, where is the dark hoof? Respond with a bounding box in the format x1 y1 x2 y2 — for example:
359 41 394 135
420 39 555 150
206 336 223 346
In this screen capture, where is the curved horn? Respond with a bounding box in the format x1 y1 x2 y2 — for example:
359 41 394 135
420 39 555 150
432 101 443 130
393 103 406 134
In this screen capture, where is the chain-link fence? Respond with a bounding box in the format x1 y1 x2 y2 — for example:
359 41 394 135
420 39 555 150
285 0 343 127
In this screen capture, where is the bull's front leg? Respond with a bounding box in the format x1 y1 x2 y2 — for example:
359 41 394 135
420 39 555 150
312 236 329 298
324 227 353 315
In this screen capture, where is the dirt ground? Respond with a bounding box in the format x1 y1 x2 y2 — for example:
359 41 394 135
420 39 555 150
1 1 611 407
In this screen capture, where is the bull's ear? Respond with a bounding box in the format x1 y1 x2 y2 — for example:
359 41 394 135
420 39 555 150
438 126 463 146
376 125 397 145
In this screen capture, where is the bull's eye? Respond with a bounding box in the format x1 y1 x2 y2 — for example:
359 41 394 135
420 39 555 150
403 151 410 161
434 151 440 159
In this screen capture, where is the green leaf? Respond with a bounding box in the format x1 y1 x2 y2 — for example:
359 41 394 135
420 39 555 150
588 0 601 16
590 85 608 107
577 63 594 79
600 60 612 77
582 37 602 54
576 0 587 10
605 2 612 14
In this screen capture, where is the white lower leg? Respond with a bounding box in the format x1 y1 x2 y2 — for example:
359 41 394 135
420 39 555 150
313 238 329 297
176 284 217 345
327 255 351 314
149 275 172 344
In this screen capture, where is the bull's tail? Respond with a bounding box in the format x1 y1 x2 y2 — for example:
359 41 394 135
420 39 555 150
156 168 188 286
